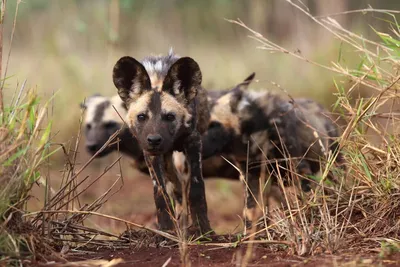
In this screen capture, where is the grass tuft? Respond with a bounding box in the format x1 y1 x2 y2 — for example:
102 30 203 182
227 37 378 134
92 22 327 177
0 86 56 265
228 1 400 257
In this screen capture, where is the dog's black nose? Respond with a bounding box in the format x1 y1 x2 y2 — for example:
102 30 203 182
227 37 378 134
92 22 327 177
86 144 98 153
147 134 162 146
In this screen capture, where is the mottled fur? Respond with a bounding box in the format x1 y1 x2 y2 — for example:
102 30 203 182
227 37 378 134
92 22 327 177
173 88 239 181
113 50 212 233
202 73 344 228
80 94 148 172
80 93 239 180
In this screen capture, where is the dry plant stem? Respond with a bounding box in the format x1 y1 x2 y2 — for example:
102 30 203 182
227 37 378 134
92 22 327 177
285 0 393 62
0 0 5 115
51 221 122 240
91 156 125 208
1 0 20 92
242 240 294 246
58 142 74 190
162 258 173 267
34 105 126 235
54 156 121 213
178 177 190 267
315 7 400 18
26 210 180 243
32 137 122 229
322 19 394 58
0 140 23 159
42 259 124 267
195 239 294 248
340 75 400 150
243 141 249 237
8 80 26 122
44 90 56 237
66 167 123 224
226 18 386 92
69 104 86 213
39 130 121 211
54 102 86 224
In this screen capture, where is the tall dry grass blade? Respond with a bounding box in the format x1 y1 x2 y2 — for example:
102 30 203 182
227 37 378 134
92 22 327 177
1 0 20 92
26 210 180 243
0 0 5 115
315 7 400 18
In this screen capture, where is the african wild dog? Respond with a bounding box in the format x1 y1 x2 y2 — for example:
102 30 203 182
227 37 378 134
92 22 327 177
202 73 344 228
172 88 239 180
80 93 239 180
113 50 212 234
80 94 148 174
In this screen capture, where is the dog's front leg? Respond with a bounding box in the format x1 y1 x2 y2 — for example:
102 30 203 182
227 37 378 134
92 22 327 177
183 132 213 235
144 154 175 231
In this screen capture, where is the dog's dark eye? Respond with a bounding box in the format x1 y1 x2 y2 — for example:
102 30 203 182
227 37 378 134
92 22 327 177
208 121 222 129
166 113 176 122
104 122 117 129
137 113 147 122
86 124 92 130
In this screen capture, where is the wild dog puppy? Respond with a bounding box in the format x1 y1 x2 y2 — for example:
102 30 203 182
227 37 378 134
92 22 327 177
113 50 212 234
202 73 344 228
80 94 148 174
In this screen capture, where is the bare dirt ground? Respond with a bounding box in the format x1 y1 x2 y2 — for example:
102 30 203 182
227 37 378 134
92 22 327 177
28 245 400 267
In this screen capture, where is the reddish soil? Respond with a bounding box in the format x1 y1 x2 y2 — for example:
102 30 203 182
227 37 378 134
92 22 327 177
29 245 400 267
28 144 246 235
67 246 320 267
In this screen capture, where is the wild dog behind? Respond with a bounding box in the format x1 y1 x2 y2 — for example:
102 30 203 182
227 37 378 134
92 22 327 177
113 50 213 234
202 73 344 228
80 94 148 173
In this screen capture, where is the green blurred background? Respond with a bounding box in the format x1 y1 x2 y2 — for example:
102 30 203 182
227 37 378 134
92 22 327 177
3 0 399 233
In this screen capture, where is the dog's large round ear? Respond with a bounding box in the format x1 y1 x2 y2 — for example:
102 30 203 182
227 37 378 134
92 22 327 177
162 57 202 103
113 56 152 104
239 72 255 91
79 94 102 110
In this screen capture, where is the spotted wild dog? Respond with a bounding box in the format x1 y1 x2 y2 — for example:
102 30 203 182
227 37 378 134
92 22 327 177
202 73 344 228
112 50 213 234
80 92 239 180
80 94 149 174
172 88 239 181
